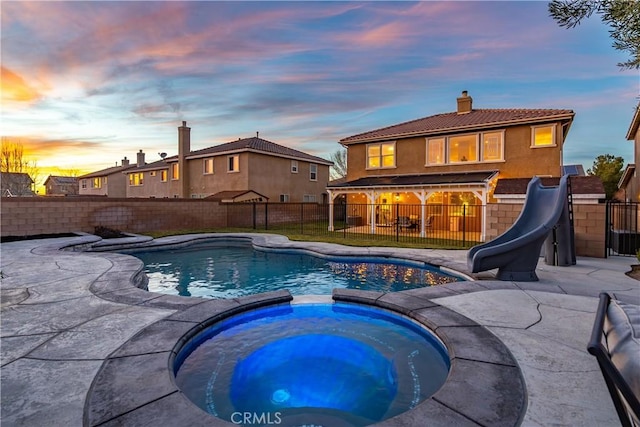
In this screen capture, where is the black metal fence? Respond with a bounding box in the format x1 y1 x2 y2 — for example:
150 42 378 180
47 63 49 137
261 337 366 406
606 201 640 257
226 202 484 248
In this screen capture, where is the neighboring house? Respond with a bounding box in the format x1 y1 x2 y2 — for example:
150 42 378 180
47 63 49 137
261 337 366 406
493 176 604 203
44 175 79 196
1 172 35 197
617 103 640 202
327 91 575 240
125 122 332 202
78 157 135 197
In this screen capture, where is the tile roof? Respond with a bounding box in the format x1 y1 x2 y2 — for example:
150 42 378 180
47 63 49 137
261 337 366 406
129 159 171 172
494 176 604 195
206 190 268 202
328 170 498 188
45 175 79 185
78 164 136 179
186 136 332 165
341 108 575 144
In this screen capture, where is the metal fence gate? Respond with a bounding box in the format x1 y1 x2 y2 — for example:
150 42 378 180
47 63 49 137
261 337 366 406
605 201 640 257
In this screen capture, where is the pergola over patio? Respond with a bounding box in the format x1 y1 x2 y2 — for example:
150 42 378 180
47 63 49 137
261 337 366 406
327 170 499 241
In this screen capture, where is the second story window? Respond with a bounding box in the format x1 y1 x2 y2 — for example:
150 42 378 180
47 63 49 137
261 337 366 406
291 160 298 173
367 142 395 169
204 158 214 174
280 194 290 202
531 125 556 147
228 155 239 172
310 164 318 181
172 163 179 180
129 173 143 186
303 194 317 203
92 177 102 189
81 180 87 189
427 138 445 165
448 134 478 163
161 170 168 182
482 131 504 161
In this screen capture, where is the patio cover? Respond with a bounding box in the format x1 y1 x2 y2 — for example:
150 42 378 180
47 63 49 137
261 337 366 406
328 170 498 189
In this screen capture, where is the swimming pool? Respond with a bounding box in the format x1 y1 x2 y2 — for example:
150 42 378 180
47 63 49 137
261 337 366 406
131 241 462 298
174 302 450 426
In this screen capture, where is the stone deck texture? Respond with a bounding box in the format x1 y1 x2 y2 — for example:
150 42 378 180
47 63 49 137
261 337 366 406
1 233 638 426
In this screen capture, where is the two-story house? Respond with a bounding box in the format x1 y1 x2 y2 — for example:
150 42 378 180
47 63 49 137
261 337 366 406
125 122 332 202
1 172 35 197
78 158 135 197
327 91 575 240
44 175 79 196
617 103 639 202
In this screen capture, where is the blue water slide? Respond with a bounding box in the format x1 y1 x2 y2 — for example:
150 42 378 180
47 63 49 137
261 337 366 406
467 175 568 281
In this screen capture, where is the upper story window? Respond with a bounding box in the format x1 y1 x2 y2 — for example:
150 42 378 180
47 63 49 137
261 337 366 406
81 180 87 189
310 164 318 181
280 194 290 202
449 134 478 163
291 160 298 173
204 158 214 174
426 131 504 166
531 125 556 147
426 138 445 165
228 155 239 172
161 170 168 182
367 142 395 169
129 173 143 186
92 177 102 189
149 171 157 177
171 163 179 180
303 194 317 203
482 131 504 161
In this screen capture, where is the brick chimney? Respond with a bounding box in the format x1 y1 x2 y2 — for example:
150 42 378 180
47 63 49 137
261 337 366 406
121 157 129 167
136 150 145 167
178 121 191 198
456 90 472 114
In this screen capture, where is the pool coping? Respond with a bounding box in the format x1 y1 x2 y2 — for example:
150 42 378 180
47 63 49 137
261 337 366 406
78 233 526 427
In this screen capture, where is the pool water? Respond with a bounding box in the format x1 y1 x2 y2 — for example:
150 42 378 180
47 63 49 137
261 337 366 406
132 242 461 298
174 303 450 427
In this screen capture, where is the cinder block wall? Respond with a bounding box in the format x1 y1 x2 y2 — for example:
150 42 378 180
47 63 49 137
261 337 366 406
1 197 227 237
486 203 606 258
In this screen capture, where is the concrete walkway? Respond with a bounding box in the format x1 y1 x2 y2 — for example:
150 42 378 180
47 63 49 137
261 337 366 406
1 234 638 426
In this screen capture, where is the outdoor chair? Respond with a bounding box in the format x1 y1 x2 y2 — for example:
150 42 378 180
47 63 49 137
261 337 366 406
587 292 640 427
397 216 418 231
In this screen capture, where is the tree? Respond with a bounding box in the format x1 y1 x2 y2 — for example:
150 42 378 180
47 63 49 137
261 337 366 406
548 0 640 69
587 153 624 198
1 138 41 192
329 149 347 180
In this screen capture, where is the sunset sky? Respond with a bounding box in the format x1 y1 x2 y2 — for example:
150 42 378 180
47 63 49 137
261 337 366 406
2 1 638 189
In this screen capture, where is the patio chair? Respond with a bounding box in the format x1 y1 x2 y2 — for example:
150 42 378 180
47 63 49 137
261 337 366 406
397 216 418 231
587 293 640 427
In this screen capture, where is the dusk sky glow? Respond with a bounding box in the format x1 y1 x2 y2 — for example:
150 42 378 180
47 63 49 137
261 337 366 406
1 1 638 184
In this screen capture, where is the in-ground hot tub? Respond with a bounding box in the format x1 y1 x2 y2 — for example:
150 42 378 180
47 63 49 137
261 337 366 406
173 301 450 427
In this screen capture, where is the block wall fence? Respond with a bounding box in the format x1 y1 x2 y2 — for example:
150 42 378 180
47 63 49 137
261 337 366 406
0 198 228 236
1 198 606 257
486 203 606 258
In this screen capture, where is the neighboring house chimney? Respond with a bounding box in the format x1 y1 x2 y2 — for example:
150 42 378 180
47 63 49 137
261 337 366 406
456 90 472 114
178 121 191 198
137 150 145 167
122 157 129 166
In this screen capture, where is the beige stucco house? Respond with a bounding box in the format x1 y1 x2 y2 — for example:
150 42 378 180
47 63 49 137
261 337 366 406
327 91 575 240
125 122 332 202
78 158 135 197
617 103 640 202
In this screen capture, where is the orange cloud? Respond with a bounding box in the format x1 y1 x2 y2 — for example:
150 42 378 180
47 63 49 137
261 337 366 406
1 67 41 103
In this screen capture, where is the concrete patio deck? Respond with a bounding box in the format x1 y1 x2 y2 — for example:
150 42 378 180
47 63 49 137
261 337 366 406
1 233 638 426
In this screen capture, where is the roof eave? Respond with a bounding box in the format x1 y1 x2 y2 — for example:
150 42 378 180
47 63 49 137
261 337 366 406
340 113 575 145
626 104 640 140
